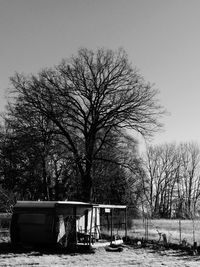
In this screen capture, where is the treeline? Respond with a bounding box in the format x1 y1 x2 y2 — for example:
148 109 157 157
142 142 200 219
0 48 164 211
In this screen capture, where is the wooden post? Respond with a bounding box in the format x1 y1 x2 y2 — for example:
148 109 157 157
192 218 195 244
73 206 77 245
89 207 94 246
84 210 88 233
111 209 113 244
193 241 197 255
179 219 182 244
125 207 127 241
147 217 148 241
94 207 97 239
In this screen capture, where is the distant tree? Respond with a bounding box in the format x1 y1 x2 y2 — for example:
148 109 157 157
9 48 164 202
177 142 200 218
143 143 179 218
143 142 200 219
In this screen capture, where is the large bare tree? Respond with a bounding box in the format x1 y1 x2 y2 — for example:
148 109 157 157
9 48 164 202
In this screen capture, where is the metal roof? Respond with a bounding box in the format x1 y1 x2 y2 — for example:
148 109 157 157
14 201 126 209
14 201 96 209
97 204 127 209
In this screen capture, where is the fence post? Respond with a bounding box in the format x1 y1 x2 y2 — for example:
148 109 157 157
192 218 195 244
125 207 127 241
147 217 148 241
110 209 113 244
179 219 182 244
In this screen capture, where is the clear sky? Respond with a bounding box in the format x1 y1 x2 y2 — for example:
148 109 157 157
0 0 200 147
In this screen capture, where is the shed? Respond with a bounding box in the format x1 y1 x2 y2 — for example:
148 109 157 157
10 201 127 247
10 201 96 247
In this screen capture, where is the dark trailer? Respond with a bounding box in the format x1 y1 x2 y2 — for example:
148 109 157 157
10 201 96 247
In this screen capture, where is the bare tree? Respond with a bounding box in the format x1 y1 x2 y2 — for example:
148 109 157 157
9 48 164 202
178 142 200 217
143 143 180 218
144 142 200 219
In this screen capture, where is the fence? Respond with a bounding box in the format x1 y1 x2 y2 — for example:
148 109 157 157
100 207 200 246
127 217 200 246
98 208 126 241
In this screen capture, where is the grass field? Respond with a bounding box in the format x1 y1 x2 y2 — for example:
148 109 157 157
128 219 200 245
100 218 200 246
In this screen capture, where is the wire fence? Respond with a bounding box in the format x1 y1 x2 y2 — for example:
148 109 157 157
127 217 200 246
99 208 200 247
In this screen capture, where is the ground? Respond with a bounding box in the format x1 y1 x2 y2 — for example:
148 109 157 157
1 231 200 266
1 245 200 266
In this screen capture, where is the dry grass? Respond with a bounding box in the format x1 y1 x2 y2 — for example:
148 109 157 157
128 219 200 245
100 218 200 246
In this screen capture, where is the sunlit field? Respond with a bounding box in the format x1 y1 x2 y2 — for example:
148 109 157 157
128 219 200 245
100 218 200 246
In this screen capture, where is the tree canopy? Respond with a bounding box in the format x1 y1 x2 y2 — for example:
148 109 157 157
9 48 164 202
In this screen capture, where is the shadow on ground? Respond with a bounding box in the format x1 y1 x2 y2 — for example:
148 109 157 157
0 242 95 255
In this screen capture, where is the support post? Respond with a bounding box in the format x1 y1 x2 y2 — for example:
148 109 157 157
179 219 182 244
146 217 148 241
89 207 94 246
111 209 113 244
73 206 77 245
125 207 127 241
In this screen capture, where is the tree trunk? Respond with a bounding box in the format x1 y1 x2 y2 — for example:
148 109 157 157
42 158 49 200
82 173 93 202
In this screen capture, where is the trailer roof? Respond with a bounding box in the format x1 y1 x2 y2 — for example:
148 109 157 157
97 204 126 209
14 201 97 209
14 201 126 209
